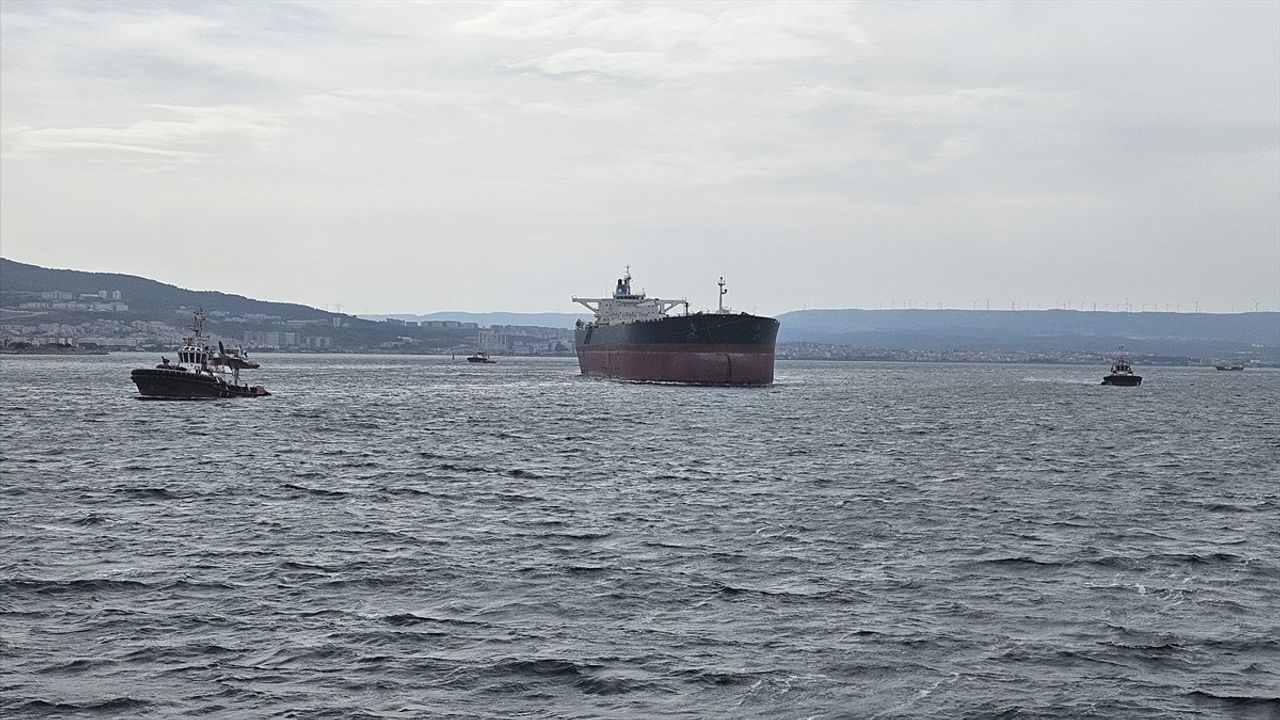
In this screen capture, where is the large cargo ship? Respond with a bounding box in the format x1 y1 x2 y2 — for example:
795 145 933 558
573 270 779 385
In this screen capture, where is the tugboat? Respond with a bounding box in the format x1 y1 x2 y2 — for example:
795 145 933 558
466 352 497 364
1101 350 1142 386
572 269 779 385
130 308 270 399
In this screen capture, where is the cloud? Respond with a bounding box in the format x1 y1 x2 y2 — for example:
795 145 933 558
458 1 867 84
791 85 1031 119
4 104 285 163
1 1 1276 312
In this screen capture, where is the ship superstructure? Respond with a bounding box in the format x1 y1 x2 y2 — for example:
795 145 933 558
572 269 687 326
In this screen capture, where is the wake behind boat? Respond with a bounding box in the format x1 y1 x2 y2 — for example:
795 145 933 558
130 308 269 399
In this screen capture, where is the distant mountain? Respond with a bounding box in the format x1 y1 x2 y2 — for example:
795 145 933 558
7 257 1276 360
778 308 1280 358
360 311 589 329
1 257 337 320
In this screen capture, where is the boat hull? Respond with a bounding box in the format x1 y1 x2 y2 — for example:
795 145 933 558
131 368 270 399
1101 374 1142 386
575 313 779 385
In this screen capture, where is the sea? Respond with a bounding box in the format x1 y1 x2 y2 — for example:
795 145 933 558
2 354 1277 719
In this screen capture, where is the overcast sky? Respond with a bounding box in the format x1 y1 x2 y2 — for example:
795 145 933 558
2 1 1277 315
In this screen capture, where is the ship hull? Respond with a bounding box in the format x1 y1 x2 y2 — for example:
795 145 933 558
575 313 779 385
131 368 270 399
1101 374 1142 386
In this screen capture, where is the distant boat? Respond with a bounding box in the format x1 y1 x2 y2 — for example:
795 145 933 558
1102 351 1142 386
467 352 496 364
1214 363 1244 371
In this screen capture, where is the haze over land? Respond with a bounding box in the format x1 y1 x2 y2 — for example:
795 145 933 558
2 2 1277 315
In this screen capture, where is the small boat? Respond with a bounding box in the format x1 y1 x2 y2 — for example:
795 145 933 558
130 308 270 399
1102 351 1142 386
219 344 260 369
466 352 497 364
1214 363 1244 371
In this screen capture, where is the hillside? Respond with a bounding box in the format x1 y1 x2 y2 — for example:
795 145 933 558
778 308 1280 359
361 311 589 328
5 257 1277 361
0 258 335 320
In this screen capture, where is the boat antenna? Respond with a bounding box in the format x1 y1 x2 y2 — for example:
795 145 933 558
718 277 727 313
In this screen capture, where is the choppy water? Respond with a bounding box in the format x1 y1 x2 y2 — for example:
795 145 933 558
2 354 1278 719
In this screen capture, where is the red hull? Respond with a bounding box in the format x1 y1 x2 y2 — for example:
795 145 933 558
576 344 775 385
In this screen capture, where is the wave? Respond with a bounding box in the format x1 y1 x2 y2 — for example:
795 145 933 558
111 487 178 500
709 580 842 601
71 514 109 526
35 657 118 674
473 657 668 696
279 483 348 497
1201 501 1274 513
669 666 772 687
1185 689 1280 712
11 697 150 714
381 612 491 629
436 463 489 474
3 578 152 595
972 555 1065 568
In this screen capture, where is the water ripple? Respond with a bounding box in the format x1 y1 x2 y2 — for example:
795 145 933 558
2 355 1277 718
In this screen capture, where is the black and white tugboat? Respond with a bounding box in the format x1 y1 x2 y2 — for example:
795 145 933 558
466 351 497 364
130 308 270 399
1101 350 1142 387
572 269 779 385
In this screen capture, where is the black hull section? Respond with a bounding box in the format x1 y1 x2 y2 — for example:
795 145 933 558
131 368 269 399
1102 374 1142 386
575 313 779 385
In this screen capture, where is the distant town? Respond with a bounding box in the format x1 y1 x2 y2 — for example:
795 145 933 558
1 288 575 356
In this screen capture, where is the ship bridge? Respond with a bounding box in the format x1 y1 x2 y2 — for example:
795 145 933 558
573 269 686 326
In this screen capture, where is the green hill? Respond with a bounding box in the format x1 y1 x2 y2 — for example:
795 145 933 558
0 257 335 320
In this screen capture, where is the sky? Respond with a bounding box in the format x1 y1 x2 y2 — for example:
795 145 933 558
2 1 1277 315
